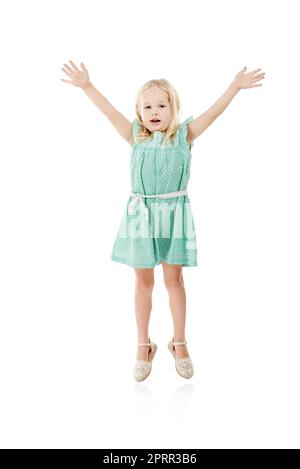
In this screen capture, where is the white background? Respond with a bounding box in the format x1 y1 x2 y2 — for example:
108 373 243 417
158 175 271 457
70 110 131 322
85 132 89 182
0 0 299 449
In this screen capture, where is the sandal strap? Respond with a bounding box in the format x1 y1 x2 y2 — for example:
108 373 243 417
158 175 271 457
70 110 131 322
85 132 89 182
173 340 187 346
138 341 151 346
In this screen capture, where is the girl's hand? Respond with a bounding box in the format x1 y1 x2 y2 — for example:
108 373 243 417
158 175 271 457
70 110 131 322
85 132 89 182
233 66 266 90
61 60 91 89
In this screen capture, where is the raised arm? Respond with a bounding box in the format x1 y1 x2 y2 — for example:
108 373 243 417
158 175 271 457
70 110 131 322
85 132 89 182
187 66 266 145
61 60 132 145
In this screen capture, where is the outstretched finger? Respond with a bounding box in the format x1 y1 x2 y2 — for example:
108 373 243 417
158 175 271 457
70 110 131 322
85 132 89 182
61 67 71 76
69 60 80 72
61 79 73 84
250 68 262 75
63 63 73 73
252 77 264 83
81 62 87 71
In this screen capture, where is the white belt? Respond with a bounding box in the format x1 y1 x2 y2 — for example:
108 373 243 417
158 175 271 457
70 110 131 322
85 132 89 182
128 189 188 220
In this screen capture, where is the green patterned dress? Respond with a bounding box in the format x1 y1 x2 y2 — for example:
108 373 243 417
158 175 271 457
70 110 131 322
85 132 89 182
111 116 198 268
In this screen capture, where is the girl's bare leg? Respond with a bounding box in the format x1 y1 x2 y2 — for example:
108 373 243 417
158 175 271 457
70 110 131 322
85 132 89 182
134 267 155 361
162 262 189 359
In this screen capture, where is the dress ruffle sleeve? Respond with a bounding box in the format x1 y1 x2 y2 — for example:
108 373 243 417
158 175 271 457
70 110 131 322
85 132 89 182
131 118 142 145
179 116 194 149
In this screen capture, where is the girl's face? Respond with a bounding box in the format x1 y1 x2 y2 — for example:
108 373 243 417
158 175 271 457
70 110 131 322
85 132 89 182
140 86 171 132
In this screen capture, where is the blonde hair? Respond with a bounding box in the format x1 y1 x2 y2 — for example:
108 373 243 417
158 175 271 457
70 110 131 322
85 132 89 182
134 79 181 145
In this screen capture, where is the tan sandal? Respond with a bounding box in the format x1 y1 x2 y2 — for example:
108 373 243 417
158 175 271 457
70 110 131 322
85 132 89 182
168 338 194 379
134 338 158 382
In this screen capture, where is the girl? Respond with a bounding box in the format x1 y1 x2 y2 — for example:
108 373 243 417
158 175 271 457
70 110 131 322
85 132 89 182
61 61 265 382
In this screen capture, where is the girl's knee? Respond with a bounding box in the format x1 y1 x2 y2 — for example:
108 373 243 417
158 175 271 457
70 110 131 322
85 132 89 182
135 279 154 293
134 268 155 292
164 276 184 290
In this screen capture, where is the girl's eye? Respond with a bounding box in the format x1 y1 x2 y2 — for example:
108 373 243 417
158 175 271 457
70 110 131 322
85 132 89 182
144 105 166 109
